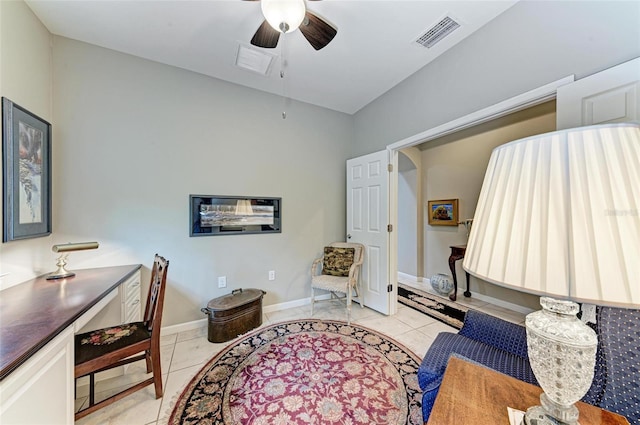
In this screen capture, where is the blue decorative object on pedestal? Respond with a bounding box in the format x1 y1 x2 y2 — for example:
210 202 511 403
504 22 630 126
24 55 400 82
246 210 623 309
430 273 453 296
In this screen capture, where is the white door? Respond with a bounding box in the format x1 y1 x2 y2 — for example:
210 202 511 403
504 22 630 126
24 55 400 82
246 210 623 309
347 150 391 315
557 57 640 129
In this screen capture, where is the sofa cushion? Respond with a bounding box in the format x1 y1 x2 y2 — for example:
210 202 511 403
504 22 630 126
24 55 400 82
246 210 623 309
595 306 640 423
418 332 538 392
458 309 529 358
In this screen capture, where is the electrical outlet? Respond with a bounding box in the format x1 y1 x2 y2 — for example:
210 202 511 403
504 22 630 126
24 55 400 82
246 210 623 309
268 270 275 281
218 276 227 288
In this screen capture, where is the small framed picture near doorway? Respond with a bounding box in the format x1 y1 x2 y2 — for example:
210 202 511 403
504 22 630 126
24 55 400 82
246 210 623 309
2 98 52 242
428 199 458 226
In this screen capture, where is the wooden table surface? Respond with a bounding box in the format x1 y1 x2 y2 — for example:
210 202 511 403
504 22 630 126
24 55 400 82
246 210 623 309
427 356 629 425
0 264 141 380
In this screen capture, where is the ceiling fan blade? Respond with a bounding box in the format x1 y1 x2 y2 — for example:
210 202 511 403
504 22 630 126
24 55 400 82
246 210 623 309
251 20 280 49
300 10 337 51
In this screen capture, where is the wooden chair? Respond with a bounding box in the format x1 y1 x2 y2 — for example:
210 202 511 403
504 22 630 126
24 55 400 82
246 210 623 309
74 254 169 420
310 242 364 324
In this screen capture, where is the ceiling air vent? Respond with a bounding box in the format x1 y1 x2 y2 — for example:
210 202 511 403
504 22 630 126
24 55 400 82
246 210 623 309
415 16 460 48
235 44 275 76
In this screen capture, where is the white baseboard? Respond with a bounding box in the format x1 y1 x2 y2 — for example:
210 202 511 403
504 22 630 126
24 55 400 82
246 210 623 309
459 290 534 315
161 294 332 336
161 318 207 336
398 273 534 315
263 295 324 314
398 271 423 282
160 282 533 337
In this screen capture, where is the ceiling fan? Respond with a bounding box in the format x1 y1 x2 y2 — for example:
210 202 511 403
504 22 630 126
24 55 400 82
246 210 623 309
248 0 337 51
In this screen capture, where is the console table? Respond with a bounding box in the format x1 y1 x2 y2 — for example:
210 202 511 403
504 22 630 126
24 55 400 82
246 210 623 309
448 245 470 301
427 356 629 425
0 264 141 424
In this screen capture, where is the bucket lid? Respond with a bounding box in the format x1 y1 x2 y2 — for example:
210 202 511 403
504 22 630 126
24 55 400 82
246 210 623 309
205 288 265 312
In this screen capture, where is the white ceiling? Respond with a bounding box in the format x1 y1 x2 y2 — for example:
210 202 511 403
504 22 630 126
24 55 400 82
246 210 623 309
25 0 518 115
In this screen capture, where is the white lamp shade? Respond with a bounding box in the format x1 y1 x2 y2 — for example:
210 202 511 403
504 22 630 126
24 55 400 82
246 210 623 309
261 0 306 33
463 123 640 307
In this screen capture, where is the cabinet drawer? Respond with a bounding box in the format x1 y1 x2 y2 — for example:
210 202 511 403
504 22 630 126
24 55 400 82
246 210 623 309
121 271 142 323
123 274 141 301
124 296 141 322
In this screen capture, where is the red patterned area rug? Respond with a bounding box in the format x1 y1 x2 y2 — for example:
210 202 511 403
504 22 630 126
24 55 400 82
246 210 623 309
169 320 423 424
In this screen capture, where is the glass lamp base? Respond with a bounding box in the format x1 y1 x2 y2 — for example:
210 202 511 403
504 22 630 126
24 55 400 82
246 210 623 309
522 404 579 425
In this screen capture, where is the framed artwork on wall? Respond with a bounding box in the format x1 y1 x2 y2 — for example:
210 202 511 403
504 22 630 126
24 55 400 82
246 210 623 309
190 195 281 236
2 98 52 242
427 199 458 226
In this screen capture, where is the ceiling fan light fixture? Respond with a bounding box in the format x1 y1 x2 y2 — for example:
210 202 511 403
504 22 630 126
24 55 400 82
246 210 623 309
261 0 306 33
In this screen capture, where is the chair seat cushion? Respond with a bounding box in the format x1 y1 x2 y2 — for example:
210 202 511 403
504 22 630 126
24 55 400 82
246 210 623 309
75 322 150 366
311 274 350 293
322 247 354 276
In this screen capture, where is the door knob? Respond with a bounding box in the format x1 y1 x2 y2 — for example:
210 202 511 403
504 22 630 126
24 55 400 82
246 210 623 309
347 234 352 239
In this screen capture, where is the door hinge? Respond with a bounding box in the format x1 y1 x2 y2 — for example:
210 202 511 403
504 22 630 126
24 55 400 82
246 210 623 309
387 224 393 232
387 163 393 172
387 284 393 292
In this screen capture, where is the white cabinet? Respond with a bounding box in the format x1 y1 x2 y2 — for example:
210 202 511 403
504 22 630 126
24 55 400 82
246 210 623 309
0 327 74 425
121 270 142 323
0 265 141 425
77 270 142 333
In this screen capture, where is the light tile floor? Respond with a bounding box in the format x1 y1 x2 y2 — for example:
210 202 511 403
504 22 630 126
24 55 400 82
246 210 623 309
74 285 526 425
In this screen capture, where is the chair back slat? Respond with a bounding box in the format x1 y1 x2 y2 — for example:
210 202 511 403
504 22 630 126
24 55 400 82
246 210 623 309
144 254 169 333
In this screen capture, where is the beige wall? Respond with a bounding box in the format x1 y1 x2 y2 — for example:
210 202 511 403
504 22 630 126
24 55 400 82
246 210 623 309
0 0 54 289
420 101 556 310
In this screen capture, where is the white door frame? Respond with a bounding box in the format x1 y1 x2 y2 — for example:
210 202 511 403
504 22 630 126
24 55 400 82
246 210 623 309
385 75 575 303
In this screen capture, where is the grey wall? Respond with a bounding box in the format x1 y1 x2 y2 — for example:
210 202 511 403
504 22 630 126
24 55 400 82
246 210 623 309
50 38 353 326
352 1 640 156
0 0 353 328
3 0 639 322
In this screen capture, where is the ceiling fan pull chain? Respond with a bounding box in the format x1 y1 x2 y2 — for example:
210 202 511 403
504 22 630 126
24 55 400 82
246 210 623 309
281 34 288 119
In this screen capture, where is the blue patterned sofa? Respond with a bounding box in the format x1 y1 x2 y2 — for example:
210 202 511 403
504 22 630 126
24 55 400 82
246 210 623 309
418 307 640 423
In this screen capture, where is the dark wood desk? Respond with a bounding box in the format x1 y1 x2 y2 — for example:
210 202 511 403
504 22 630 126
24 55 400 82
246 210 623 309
427 356 629 425
0 264 141 380
448 245 470 301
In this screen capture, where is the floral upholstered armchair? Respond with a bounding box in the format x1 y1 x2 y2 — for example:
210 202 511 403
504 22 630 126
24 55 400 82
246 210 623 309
310 242 364 324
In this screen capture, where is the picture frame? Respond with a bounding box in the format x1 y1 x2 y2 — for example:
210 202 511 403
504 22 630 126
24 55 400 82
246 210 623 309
2 98 52 242
190 195 281 236
428 199 458 226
